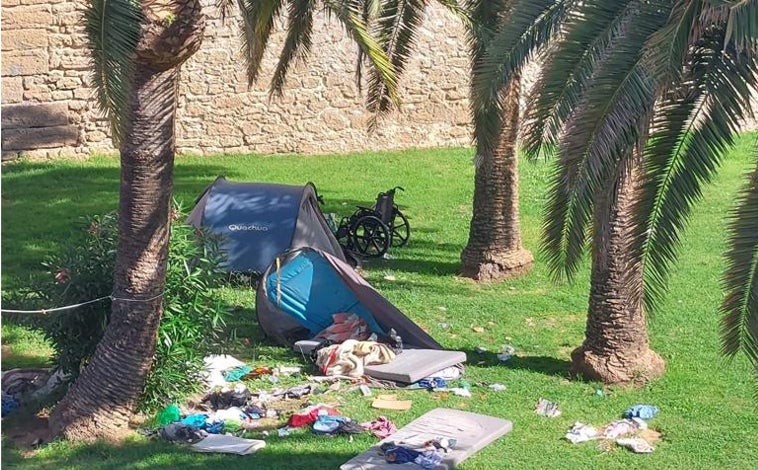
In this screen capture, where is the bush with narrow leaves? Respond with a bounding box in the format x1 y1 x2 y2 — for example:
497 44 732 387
36 204 230 411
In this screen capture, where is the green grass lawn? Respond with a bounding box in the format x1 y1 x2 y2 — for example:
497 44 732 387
2 134 757 469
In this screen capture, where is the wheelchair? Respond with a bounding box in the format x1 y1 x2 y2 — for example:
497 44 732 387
336 186 410 258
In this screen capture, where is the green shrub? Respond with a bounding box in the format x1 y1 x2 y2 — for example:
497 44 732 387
36 204 230 411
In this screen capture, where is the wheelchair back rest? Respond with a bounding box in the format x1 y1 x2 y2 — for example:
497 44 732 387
374 192 395 225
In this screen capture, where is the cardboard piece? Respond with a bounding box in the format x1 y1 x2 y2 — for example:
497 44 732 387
371 394 412 411
340 408 512 470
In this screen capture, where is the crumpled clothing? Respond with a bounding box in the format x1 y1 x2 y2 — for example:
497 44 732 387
160 423 207 443
315 340 396 377
223 365 252 382
535 398 561 417
180 413 208 428
288 404 340 428
315 313 371 343
272 384 313 400
624 404 659 420
202 384 251 410
603 419 644 439
414 377 447 390
381 443 421 465
616 437 655 453
203 355 246 388
361 416 397 439
414 450 444 469
565 422 600 444
214 406 245 422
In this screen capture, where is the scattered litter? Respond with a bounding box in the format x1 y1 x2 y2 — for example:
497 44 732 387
595 388 604 397
535 398 561 417
288 404 341 428
361 416 397 439
372 394 412 411
616 437 655 453
156 404 181 426
437 306 447 312
191 434 266 455
359 384 372 396
475 346 488 354
223 365 252 382
438 322 452 329
203 384 251 410
565 422 599 444
449 388 472 398
411 377 447 391
161 423 206 443
276 366 302 376
472 326 485 333
488 383 507 392
497 345 516 362
603 419 645 439
624 404 660 420
203 355 246 388
214 406 245 422
277 426 292 437
383 274 396 281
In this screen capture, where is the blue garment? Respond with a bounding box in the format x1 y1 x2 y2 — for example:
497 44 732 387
223 365 253 382
624 404 660 420
205 420 224 434
415 377 447 390
180 414 208 428
382 444 421 465
415 450 444 469
1 395 20 417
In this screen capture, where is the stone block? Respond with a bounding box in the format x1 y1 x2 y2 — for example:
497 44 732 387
1 125 79 151
2 5 53 30
2 50 49 76
1 29 48 51
1 102 69 129
2 77 25 104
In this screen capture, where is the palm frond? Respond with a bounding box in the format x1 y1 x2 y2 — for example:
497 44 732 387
471 0 572 156
237 0 285 86
521 0 640 161
541 1 669 280
269 0 316 96
323 0 399 114
366 0 425 115
721 137 758 373
724 0 758 50
84 0 142 145
354 0 382 92
633 34 758 311
644 0 704 85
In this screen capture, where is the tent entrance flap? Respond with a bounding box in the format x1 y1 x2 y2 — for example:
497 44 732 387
265 250 385 336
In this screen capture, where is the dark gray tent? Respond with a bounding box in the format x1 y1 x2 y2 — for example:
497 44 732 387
187 177 345 272
256 247 442 349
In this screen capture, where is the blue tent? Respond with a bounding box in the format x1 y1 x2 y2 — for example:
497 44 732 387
187 177 345 272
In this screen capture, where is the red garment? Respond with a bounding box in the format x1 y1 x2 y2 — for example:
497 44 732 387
315 313 370 343
287 404 340 428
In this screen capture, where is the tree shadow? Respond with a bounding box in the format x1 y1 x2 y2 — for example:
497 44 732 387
1 428 363 470
461 348 572 378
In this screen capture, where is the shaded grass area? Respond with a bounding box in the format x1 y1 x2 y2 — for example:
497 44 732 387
2 135 758 469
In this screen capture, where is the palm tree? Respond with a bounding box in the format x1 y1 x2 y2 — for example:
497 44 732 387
364 0 534 281
475 0 757 384
49 0 397 441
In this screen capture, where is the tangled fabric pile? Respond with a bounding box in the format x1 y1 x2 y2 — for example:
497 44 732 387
315 339 397 377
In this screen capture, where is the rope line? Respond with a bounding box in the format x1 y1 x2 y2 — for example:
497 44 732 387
1 292 165 314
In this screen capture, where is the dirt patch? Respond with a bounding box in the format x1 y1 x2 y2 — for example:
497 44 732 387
3 412 52 451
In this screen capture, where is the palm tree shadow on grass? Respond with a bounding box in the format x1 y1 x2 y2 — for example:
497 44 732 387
462 348 572 378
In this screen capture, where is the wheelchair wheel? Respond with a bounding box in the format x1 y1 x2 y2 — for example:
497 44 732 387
350 215 390 258
390 210 410 247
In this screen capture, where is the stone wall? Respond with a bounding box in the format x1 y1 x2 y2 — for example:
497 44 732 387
1 2 755 161
1 1 472 160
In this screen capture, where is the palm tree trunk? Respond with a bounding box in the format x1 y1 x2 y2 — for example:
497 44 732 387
49 66 180 441
571 158 665 385
461 73 533 281
50 0 205 441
